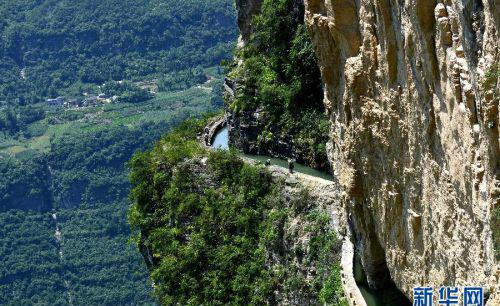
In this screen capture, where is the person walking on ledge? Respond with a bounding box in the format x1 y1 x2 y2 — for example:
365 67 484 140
288 158 294 174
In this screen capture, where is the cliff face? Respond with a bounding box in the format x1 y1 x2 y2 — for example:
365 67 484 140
304 0 499 300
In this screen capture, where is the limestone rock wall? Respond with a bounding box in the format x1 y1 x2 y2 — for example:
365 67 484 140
304 0 499 301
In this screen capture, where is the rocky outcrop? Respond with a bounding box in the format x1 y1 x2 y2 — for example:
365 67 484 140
203 111 296 159
225 106 266 152
235 0 263 46
304 0 499 302
225 107 298 158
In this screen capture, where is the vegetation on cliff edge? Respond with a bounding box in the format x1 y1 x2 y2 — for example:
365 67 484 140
128 119 346 305
227 0 329 170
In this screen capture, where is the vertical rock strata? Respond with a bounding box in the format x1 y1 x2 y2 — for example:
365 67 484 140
304 0 498 301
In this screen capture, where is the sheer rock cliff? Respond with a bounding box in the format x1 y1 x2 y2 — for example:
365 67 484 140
303 0 499 302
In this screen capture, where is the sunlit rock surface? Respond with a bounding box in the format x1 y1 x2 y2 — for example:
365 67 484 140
304 0 498 302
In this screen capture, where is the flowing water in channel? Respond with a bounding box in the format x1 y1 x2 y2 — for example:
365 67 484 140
211 127 411 306
212 127 229 150
211 127 333 181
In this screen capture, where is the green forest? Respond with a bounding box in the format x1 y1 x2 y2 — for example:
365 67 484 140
0 0 236 304
0 84 225 304
128 119 346 305
0 207 154 305
0 0 235 103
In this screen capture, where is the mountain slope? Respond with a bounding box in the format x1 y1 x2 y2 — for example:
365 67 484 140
0 0 237 304
0 0 236 103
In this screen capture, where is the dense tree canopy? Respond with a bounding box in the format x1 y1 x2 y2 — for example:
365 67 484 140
0 154 51 211
128 119 346 305
0 0 236 104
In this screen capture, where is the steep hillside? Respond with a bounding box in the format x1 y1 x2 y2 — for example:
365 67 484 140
225 0 330 170
0 1 237 304
0 0 236 103
304 0 498 302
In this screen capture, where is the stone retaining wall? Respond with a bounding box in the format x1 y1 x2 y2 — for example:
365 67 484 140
202 116 226 147
341 238 368 306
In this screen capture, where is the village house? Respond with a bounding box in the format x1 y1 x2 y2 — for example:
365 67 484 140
82 96 99 107
47 97 65 107
64 99 81 108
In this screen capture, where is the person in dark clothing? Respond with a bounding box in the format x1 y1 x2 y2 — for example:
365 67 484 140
204 127 210 145
288 158 294 174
